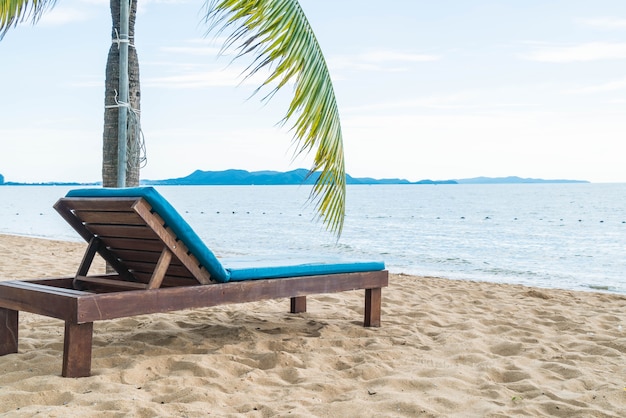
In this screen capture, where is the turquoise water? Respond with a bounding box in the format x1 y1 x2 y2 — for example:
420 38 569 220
1 183 625 294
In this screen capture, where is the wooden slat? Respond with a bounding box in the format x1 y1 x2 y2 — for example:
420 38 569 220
124 260 191 277
0 280 88 296
87 224 157 239
147 249 173 289
76 211 145 225
29 277 76 289
112 249 182 265
58 198 138 212
75 276 147 290
131 272 199 287
75 237 100 279
99 237 163 252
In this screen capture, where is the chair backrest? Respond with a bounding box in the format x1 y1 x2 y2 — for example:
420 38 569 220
55 187 232 288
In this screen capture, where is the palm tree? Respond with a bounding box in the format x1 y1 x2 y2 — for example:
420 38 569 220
102 0 141 188
1 0 346 235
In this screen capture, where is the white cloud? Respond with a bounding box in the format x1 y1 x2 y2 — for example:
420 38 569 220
39 7 92 26
159 37 235 57
342 89 540 115
566 77 626 94
78 0 109 5
343 92 476 113
143 67 268 88
329 49 440 72
576 17 626 30
161 46 223 56
520 42 626 62
358 50 440 63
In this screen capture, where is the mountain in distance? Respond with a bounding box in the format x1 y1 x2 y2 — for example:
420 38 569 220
142 169 588 186
0 169 589 186
142 168 455 185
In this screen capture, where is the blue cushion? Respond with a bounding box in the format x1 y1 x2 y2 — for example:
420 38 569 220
223 257 385 281
64 187 385 283
65 187 231 282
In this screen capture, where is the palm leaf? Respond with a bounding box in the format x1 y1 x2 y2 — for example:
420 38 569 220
205 0 346 236
0 0 57 39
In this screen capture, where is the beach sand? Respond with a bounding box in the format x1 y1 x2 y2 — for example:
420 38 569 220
0 234 624 417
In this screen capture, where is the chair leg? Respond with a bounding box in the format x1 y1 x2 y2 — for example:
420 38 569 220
62 321 94 378
0 308 18 355
290 296 307 313
364 288 382 327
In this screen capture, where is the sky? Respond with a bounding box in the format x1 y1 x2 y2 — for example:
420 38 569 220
1 0 625 183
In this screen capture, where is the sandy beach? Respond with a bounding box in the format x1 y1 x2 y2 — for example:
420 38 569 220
0 234 624 417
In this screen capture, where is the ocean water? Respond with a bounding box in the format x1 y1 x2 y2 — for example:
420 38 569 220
1 183 625 294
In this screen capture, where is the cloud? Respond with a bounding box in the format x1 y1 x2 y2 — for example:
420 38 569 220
329 49 440 72
159 37 234 57
565 77 626 94
161 46 223 56
358 50 440 63
342 90 540 115
576 17 626 30
520 42 626 62
38 7 93 26
143 67 268 88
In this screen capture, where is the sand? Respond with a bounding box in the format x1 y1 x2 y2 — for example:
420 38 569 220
0 234 624 417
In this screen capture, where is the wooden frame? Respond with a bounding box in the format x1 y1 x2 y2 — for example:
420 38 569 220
0 196 388 377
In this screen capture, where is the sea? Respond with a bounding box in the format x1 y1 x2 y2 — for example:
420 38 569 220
1 183 625 294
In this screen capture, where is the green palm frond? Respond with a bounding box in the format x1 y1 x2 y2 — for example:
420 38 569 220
205 0 346 236
0 0 56 39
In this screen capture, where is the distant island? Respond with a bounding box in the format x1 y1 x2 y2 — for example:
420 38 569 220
143 169 455 185
142 169 588 185
0 169 589 186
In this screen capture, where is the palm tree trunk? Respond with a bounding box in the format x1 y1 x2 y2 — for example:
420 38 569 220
102 0 141 188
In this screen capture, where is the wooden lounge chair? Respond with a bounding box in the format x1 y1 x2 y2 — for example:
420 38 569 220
0 187 388 377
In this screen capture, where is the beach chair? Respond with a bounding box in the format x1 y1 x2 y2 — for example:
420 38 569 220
0 187 388 377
